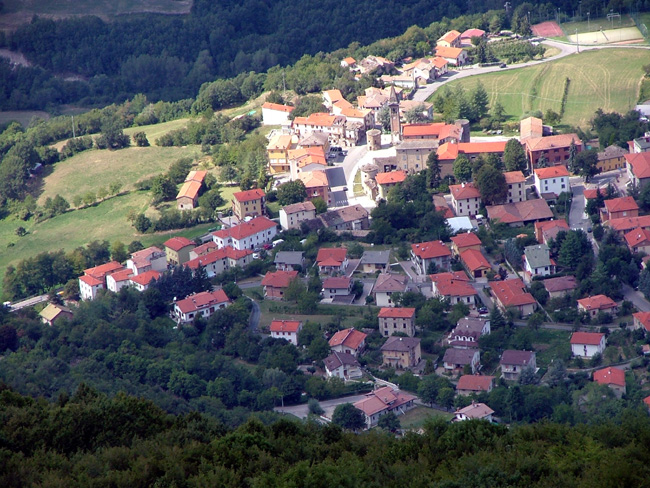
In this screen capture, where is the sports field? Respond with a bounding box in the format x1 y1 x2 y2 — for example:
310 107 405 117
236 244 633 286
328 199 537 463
567 26 644 44
429 48 649 128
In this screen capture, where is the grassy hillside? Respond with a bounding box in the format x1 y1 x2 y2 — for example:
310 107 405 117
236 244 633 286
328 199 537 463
429 48 649 128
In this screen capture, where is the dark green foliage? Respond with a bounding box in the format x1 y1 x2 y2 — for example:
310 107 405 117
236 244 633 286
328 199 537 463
591 109 649 149
277 180 307 206
167 158 193 184
133 131 150 147
503 138 528 173
332 403 366 430
475 163 507 205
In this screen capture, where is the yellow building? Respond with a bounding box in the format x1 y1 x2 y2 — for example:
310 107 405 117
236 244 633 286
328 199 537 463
266 134 293 174
232 189 266 221
597 145 628 173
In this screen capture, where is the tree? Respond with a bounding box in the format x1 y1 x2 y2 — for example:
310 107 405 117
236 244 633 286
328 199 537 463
404 104 429 123
453 154 472 182
311 197 327 214
134 214 152 233
575 149 599 181
491 101 506 123
472 82 489 119
198 188 225 212
95 117 130 150
15 226 27 237
475 164 507 205
503 139 528 173
377 105 391 132
111 241 128 263
490 306 506 329
332 403 365 431
426 151 441 189
377 412 401 432
150 175 177 204
567 139 578 173
133 131 150 147
536 153 548 168
308 398 324 416
417 375 440 406
277 180 307 206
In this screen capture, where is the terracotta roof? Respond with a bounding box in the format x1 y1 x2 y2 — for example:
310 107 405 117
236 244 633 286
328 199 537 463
500 350 535 366
342 57 356 65
534 166 569 179
593 367 626 387
213 216 277 241
329 328 367 349
583 188 607 199
450 182 480 200
323 89 343 102
436 205 455 218
437 143 458 160
607 215 650 232
130 270 160 286
299 169 329 188
262 102 294 112
645 396 650 409
633 311 650 331
267 134 293 150
577 295 617 311
185 170 207 183
375 170 407 185
373 273 408 293
174 289 230 314
164 237 195 252
543 276 577 293
624 227 650 248
455 402 494 419
402 122 447 137
353 386 415 417
107 268 133 283
604 196 638 213
233 189 265 202
525 133 580 151
282 201 316 214
298 131 329 148
176 180 202 201
192 241 218 257
435 279 476 297
435 46 465 59
411 240 452 259
570 331 604 345
461 28 486 38
457 375 494 392
430 271 470 283
79 274 103 287
324 351 359 371
293 112 343 128
460 249 491 272
381 336 421 352
451 232 482 248
261 270 298 288
487 200 553 224
323 276 351 289
489 278 536 307
333 99 354 111
185 247 252 270
625 153 650 179
378 307 415 319
317 247 347 266
84 261 124 279
439 30 461 43
443 348 478 365
270 320 302 333
535 219 569 237
457 141 507 154
131 246 164 261
504 171 526 184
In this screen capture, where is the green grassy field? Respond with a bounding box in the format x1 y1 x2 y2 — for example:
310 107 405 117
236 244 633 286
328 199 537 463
399 406 454 430
561 15 636 35
430 48 649 128
38 145 201 204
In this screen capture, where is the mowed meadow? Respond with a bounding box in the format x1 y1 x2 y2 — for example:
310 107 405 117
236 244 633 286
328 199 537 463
430 48 649 127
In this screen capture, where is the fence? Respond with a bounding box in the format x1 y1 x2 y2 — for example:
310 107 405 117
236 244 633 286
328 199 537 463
631 12 649 39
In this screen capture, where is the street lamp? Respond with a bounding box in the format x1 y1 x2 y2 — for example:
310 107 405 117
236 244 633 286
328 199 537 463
587 12 590 30
557 7 561 24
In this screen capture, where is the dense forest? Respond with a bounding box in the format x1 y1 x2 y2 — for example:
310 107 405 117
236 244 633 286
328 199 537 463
2 383 650 487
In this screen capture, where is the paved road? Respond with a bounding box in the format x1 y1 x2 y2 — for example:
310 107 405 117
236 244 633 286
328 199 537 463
622 284 650 313
8 293 49 312
568 180 587 229
248 299 261 332
275 393 369 419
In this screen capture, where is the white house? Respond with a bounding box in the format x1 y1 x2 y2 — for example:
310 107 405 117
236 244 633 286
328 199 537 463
534 166 569 197
184 247 253 278
523 244 554 283
269 320 302 346
324 351 362 381
322 277 353 299
106 268 134 293
279 201 316 230
128 270 160 292
570 332 606 358
126 246 167 275
261 102 294 126
171 289 231 324
78 261 124 301
450 183 481 217
453 402 494 422
212 216 277 250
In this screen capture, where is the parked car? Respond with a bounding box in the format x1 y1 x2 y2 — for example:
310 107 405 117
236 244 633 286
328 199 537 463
478 307 489 315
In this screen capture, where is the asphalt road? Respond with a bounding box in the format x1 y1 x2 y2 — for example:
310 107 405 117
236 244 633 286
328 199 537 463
7 293 49 312
275 393 370 419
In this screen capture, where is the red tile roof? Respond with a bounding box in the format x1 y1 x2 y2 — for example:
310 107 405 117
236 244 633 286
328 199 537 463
577 295 617 311
164 237 195 252
461 28 486 38
604 196 638 213
316 247 348 266
437 142 459 160
213 216 277 241
525 133 580 151
353 386 416 416
185 247 252 270
432 56 448 68
270 320 302 333
489 278 536 307
176 180 202 201
487 200 553 224
378 307 416 318
451 232 482 248
460 249 491 272
185 170 207 183
607 215 650 233
402 122 447 137
79 274 103 287
436 205 455 218
288 147 327 166
233 189 266 202
625 152 650 179
192 241 218 257
411 240 452 259
633 311 650 331
450 182 480 200
435 46 465 59
504 171 526 184
375 170 407 185
570 331 604 345
624 227 650 248
261 270 298 288
329 328 367 349
109 269 134 282
174 289 230 314
435 279 476 297
323 276 352 289
84 261 124 279
439 30 461 43
293 112 343 128
373 273 408 293
593 367 626 387
262 102 294 113
430 271 470 282
583 188 606 200
130 270 160 286
534 166 569 179
282 201 316 214
457 141 507 154
457 375 494 392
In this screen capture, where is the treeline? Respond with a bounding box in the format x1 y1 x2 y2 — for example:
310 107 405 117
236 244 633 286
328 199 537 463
2 383 650 487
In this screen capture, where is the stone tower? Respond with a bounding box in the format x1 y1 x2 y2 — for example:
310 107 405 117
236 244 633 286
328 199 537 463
388 85 401 143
